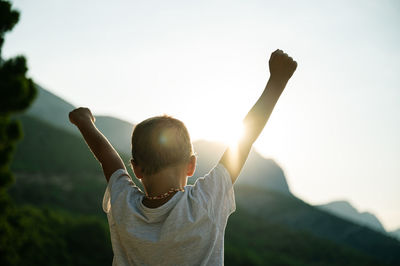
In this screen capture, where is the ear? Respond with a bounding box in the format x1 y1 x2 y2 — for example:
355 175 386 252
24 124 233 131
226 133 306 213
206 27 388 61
186 155 197 177
131 159 144 180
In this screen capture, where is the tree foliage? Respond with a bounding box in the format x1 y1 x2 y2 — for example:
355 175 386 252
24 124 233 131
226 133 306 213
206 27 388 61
0 0 19 52
0 0 36 207
0 205 112 266
0 3 114 265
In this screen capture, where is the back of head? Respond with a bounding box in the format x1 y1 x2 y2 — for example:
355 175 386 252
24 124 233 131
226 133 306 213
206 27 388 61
131 115 194 175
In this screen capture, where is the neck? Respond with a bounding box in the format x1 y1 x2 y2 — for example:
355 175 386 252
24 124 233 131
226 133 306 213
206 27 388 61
142 192 177 208
141 164 187 197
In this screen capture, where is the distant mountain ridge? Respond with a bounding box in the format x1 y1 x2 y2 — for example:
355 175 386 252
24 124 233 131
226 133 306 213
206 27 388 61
27 84 134 155
391 229 400 241
317 200 400 241
193 140 290 194
236 186 400 265
27 84 76 134
317 200 386 233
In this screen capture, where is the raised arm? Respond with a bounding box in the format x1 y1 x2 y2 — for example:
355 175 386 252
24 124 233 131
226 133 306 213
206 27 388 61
69 107 126 182
219 49 297 184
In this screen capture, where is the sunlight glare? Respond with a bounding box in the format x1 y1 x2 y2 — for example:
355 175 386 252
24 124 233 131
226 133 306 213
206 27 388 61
226 121 246 149
186 117 246 149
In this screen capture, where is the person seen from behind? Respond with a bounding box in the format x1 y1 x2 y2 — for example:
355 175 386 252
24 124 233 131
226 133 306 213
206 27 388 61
69 49 297 265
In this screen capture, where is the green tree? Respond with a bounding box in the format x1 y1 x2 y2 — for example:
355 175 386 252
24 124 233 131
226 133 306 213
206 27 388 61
0 3 113 265
0 1 37 264
0 0 36 210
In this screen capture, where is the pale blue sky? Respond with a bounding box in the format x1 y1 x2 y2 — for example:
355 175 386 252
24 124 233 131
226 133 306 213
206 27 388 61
4 0 400 230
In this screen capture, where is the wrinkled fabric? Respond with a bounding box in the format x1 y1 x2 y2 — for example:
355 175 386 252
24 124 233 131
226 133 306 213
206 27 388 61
103 164 236 266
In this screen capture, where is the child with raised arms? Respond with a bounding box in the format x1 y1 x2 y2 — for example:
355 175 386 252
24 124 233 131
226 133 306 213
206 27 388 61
69 49 297 265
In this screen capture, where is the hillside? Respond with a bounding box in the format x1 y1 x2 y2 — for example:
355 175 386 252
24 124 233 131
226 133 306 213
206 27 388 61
317 200 386 233
27 84 135 155
26 84 77 135
94 115 134 155
12 115 103 174
390 229 400 241
9 113 400 265
225 207 381 266
10 115 112 215
236 186 400 265
193 140 290 195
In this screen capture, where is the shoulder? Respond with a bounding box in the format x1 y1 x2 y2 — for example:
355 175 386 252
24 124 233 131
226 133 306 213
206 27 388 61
108 169 136 191
103 169 142 212
189 163 236 221
190 163 234 205
109 169 132 183
194 163 232 190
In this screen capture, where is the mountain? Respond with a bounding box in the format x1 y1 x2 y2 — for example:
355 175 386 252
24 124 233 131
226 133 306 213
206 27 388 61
27 84 134 156
317 200 386 233
390 228 400 241
225 207 382 266
26 84 77 134
193 140 290 195
92 115 134 156
236 186 400 265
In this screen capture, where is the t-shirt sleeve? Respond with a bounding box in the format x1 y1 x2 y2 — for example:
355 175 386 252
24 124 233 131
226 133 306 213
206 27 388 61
191 163 236 223
102 169 135 213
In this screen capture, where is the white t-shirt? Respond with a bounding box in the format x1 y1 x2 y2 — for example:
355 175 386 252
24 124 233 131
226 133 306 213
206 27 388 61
102 163 236 266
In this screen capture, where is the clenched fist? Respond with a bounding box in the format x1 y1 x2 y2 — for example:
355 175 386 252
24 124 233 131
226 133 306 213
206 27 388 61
269 49 297 86
69 107 95 127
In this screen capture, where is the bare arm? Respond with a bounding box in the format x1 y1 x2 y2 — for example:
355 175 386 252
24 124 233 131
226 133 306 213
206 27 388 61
69 108 126 182
219 49 297 184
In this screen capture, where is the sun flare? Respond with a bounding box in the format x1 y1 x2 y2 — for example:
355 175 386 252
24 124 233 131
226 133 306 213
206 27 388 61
224 121 246 149
187 118 246 149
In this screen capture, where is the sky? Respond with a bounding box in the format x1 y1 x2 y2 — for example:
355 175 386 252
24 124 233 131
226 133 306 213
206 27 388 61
3 0 400 230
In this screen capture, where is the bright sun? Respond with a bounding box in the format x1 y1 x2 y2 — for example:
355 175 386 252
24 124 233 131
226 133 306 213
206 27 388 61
224 121 246 148
187 118 246 148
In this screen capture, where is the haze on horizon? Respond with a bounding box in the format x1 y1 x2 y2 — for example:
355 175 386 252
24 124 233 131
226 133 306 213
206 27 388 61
3 0 400 231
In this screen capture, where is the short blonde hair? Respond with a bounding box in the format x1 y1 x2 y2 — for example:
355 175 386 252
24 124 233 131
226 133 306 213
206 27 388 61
131 115 194 175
